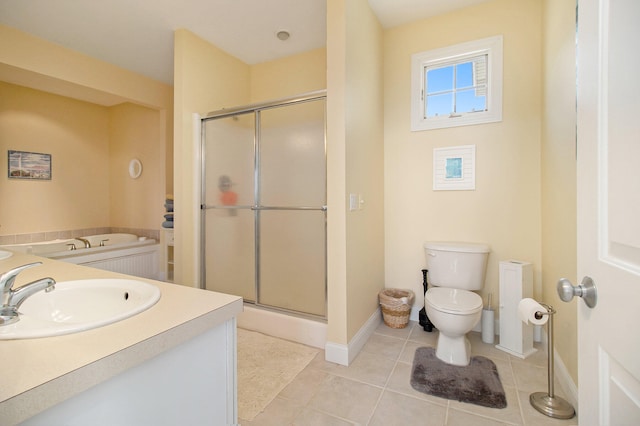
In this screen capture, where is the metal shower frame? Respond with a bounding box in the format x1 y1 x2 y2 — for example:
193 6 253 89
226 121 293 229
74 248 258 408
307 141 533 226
199 90 328 319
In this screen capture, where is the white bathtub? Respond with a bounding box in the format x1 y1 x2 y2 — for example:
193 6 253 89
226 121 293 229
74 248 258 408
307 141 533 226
1 233 160 280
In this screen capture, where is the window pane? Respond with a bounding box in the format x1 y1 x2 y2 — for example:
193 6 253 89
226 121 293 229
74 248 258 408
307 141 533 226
426 66 453 94
411 36 502 131
426 93 453 117
455 88 486 113
456 62 474 88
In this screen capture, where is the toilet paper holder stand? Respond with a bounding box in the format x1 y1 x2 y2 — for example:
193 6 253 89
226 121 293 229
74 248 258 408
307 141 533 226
529 303 576 419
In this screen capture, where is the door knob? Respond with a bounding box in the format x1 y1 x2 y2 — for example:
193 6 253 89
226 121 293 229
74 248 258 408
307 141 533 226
557 276 597 308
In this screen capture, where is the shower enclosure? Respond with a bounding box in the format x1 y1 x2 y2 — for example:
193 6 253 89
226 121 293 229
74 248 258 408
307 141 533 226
200 91 327 318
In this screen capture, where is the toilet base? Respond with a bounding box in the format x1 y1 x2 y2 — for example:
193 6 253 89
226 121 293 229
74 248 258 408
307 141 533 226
435 333 471 366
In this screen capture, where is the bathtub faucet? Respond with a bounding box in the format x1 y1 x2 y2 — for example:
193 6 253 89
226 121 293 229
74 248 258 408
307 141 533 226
0 262 56 326
76 237 91 248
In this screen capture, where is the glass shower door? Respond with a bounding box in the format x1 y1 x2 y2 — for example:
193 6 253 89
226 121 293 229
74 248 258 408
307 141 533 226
258 100 326 317
202 95 327 318
202 112 256 302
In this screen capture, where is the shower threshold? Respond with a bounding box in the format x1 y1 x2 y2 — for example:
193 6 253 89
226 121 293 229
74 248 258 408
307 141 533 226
237 303 327 349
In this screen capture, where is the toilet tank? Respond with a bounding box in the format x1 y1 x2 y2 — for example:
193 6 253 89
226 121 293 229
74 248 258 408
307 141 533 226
424 242 490 290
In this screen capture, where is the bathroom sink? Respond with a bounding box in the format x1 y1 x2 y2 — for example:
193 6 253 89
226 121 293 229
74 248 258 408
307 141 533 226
0 279 161 339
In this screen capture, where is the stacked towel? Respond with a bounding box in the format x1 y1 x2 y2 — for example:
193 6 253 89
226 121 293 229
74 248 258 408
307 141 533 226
162 195 174 228
164 194 174 213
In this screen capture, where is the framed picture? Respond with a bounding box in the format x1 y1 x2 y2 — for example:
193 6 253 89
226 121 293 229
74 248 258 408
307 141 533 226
8 150 52 180
433 145 476 191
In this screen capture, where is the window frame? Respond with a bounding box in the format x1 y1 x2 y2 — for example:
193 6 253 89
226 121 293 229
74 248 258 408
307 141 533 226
411 35 503 131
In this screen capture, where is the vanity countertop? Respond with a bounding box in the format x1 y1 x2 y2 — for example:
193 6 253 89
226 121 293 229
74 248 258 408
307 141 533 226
0 252 243 425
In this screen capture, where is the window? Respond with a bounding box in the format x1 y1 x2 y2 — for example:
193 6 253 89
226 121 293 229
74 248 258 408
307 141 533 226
411 35 503 131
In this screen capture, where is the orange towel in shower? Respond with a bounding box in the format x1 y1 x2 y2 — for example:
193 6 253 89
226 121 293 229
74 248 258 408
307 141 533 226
220 191 238 206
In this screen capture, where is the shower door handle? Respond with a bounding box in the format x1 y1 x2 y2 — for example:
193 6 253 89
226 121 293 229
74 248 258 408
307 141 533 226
202 204 327 211
201 204 252 210
251 206 327 211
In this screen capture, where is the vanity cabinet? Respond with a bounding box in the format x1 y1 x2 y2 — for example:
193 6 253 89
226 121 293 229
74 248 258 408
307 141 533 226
19 319 237 426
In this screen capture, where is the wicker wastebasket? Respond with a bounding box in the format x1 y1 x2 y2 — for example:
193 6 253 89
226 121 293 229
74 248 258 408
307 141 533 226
379 289 415 329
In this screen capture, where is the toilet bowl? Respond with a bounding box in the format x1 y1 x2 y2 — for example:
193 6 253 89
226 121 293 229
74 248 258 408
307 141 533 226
425 287 483 365
423 241 490 366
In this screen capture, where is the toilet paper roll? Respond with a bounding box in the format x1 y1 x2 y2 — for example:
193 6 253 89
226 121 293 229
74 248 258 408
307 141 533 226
518 298 549 325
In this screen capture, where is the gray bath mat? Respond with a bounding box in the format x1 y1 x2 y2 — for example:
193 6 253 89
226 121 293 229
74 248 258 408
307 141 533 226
410 346 507 409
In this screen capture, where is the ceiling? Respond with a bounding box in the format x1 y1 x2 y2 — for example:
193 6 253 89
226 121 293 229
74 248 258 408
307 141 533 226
0 0 491 85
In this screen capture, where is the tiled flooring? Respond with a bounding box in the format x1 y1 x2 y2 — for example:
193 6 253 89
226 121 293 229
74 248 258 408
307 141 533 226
240 321 579 425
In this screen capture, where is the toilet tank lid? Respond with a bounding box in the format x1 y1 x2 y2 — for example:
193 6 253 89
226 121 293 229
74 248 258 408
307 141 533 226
424 241 490 253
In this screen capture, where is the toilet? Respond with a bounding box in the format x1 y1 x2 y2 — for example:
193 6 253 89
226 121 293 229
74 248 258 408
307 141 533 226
423 241 490 366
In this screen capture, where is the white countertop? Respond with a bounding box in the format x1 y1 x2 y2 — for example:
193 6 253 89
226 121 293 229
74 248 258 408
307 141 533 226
0 252 243 425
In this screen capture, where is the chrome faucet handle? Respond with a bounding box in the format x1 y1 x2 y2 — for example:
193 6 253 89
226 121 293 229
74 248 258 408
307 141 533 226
100 239 109 247
7 277 56 311
1 276 55 326
67 243 77 251
0 262 43 292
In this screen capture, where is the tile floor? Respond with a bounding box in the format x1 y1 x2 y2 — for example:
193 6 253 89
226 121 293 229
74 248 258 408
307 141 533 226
240 321 579 425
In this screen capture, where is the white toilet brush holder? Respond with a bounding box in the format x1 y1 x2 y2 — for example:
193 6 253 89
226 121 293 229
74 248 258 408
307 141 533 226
529 303 575 419
481 293 494 344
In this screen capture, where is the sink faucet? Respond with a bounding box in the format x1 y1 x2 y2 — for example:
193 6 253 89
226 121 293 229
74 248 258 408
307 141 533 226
0 262 56 326
76 237 91 248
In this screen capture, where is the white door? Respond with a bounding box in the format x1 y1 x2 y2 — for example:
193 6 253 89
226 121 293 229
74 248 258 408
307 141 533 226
576 0 640 424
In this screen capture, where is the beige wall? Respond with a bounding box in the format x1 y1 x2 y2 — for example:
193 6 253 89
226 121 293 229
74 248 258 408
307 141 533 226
541 0 578 384
0 25 172 109
109 103 166 229
0 82 110 234
250 48 326 103
0 82 167 237
327 0 385 344
384 0 543 318
326 0 349 344
0 25 173 239
173 29 251 286
344 0 385 340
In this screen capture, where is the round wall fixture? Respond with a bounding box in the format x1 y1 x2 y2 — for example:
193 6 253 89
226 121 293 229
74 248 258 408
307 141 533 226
129 158 143 179
276 30 290 41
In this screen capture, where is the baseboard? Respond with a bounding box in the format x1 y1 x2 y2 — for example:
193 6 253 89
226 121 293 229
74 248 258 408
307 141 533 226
553 346 579 411
409 306 421 322
324 341 349 366
325 308 382 366
538 329 578 411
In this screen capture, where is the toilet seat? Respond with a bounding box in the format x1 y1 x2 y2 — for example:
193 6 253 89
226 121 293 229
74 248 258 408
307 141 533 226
425 287 483 315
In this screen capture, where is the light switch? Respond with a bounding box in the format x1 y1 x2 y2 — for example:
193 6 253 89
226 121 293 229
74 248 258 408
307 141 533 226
349 193 358 211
